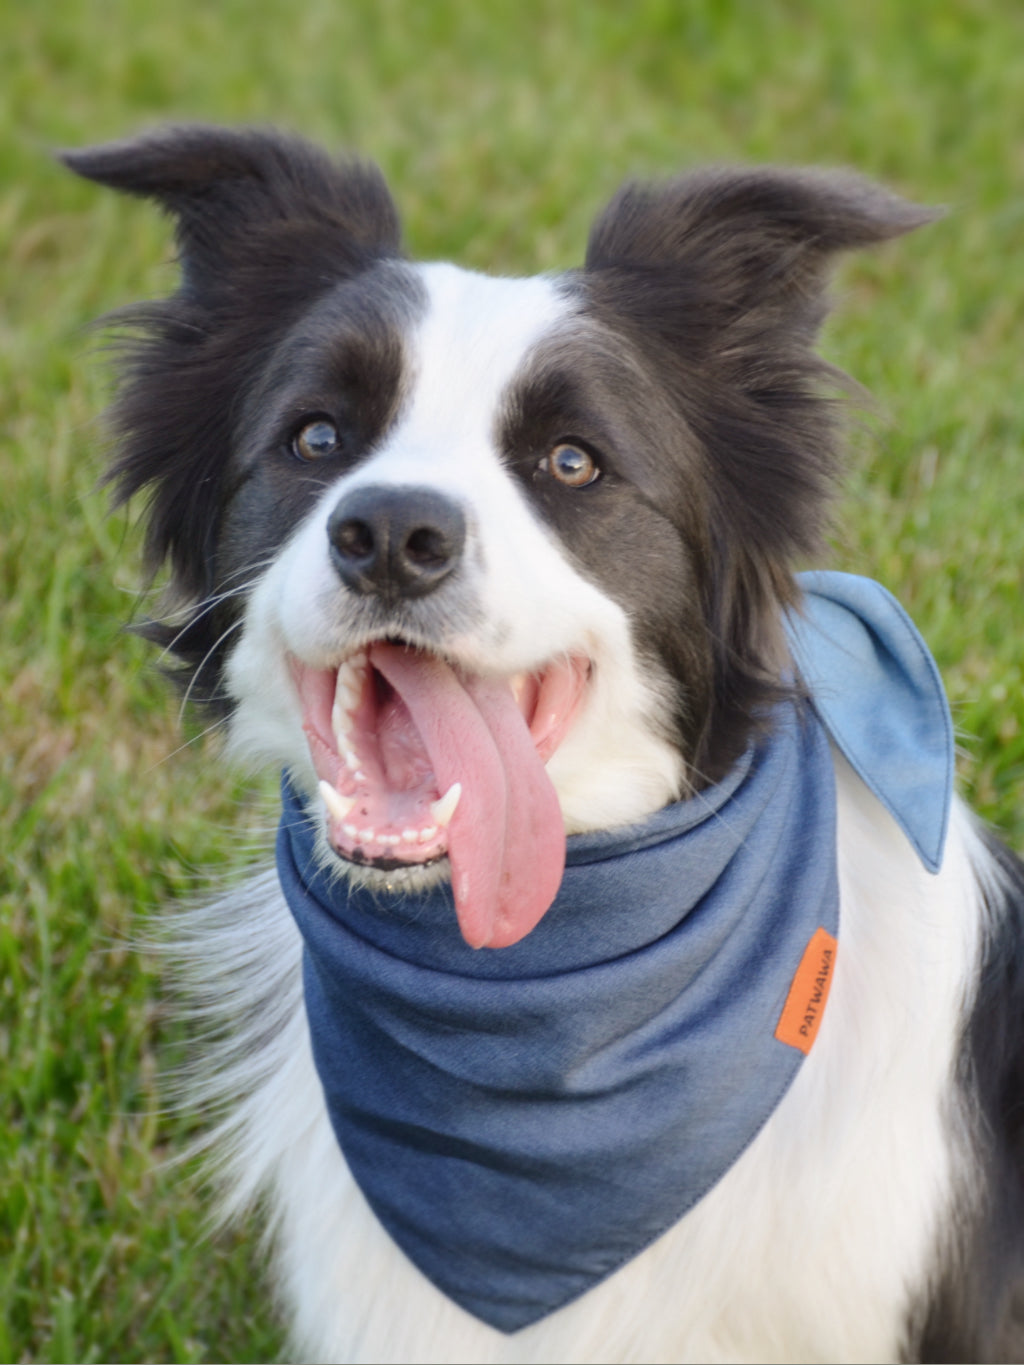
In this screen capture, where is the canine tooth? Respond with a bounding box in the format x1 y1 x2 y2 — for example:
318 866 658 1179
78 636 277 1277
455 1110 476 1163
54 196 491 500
429 783 461 828
418 824 439 843
319 781 355 824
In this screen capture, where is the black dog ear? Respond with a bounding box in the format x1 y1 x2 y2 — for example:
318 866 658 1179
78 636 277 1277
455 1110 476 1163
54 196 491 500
61 124 402 293
584 168 940 783
585 165 939 329
61 127 404 633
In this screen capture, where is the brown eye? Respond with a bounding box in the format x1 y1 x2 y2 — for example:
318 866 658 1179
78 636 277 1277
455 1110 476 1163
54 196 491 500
545 443 599 488
293 419 341 461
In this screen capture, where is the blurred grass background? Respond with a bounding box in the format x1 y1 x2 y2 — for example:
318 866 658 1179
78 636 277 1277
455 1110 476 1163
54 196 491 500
2 1 1023 1360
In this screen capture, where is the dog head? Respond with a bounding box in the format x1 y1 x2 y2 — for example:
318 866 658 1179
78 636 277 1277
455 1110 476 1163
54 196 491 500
66 126 932 946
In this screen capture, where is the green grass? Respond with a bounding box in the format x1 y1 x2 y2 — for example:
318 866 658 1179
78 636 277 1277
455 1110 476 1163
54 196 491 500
3 2 1024 1359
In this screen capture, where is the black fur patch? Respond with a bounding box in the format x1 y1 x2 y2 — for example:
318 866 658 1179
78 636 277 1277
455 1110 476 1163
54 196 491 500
63 126 410 704
499 323 711 773
907 832 1024 1362
574 166 937 781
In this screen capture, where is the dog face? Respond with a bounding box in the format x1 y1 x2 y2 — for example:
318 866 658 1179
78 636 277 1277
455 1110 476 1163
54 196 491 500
65 127 932 945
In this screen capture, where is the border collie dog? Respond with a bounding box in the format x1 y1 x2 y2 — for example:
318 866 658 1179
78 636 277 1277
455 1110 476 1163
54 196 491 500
66 128 1024 1363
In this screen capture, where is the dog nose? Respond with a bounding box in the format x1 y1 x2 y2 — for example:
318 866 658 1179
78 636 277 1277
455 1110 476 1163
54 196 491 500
326 485 467 599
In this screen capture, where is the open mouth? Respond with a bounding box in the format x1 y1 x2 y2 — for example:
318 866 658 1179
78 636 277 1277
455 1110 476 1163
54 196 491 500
290 642 591 949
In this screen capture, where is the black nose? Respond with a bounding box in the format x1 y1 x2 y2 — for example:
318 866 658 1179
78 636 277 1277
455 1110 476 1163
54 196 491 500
326 485 467 600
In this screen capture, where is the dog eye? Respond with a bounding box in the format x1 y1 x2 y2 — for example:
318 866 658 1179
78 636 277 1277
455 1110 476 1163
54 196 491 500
292 419 342 462
543 443 600 488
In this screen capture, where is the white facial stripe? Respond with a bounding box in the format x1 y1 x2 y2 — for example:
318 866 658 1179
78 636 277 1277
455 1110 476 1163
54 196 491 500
324 262 576 626
340 264 606 669
405 262 571 450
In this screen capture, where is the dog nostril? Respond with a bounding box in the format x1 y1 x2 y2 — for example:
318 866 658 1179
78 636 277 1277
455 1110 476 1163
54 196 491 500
405 526 450 568
333 518 375 563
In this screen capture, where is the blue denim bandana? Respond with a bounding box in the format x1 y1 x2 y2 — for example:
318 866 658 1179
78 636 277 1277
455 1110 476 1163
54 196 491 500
275 572 952 1333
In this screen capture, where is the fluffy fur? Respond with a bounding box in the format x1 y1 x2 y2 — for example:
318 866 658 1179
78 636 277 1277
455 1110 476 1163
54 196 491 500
66 126 1024 1362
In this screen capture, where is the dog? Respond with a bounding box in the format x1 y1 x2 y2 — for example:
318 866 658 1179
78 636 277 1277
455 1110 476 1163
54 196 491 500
66 126 1024 1363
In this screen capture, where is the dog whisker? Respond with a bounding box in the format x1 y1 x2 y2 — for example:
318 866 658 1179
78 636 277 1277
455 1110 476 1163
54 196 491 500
175 617 245 723
153 566 275 666
144 713 232 772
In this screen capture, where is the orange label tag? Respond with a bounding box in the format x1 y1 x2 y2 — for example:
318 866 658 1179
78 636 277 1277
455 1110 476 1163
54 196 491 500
775 926 837 1054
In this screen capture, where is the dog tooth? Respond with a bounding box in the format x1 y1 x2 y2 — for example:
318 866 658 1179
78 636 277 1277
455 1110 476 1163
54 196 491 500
339 656 362 693
378 833 400 846
342 823 358 838
401 828 420 843
358 827 376 843
333 656 365 751
429 783 462 828
319 781 355 825
336 677 361 716
342 748 360 772
418 824 439 843
336 651 364 694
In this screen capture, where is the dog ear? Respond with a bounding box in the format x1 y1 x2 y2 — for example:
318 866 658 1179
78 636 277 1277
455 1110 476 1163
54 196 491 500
61 125 402 294
583 169 940 783
585 166 938 326
61 128 404 660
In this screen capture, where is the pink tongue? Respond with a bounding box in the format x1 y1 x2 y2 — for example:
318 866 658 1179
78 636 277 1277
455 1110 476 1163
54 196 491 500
369 643 567 949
